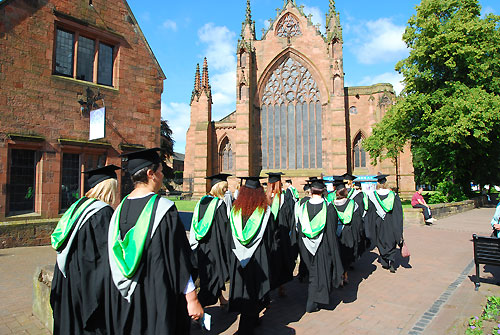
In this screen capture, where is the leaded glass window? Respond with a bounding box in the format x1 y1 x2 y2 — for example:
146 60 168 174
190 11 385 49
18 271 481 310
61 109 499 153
98 42 113 86
353 134 366 168
76 36 95 82
55 29 74 77
220 138 233 171
261 57 322 169
276 13 302 38
8 149 36 215
61 153 80 211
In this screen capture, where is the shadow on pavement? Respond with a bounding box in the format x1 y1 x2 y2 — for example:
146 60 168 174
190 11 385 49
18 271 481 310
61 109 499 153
333 251 378 305
468 264 500 287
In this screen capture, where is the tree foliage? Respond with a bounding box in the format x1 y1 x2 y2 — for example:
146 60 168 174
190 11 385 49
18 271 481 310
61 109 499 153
364 0 500 192
160 119 175 159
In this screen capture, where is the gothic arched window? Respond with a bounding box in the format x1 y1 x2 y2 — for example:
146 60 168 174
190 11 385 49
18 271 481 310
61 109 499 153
220 138 233 171
261 57 322 169
276 14 302 38
353 133 366 168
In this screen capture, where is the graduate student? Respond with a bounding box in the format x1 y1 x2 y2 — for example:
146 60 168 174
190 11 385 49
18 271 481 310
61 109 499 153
297 182 312 283
365 174 404 273
50 165 120 335
332 183 363 285
227 176 274 335
284 179 299 204
296 179 344 313
266 172 295 296
189 173 231 308
106 148 203 334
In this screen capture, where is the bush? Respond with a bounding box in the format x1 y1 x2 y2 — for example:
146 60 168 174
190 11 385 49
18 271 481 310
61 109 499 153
426 191 447 204
436 180 468 202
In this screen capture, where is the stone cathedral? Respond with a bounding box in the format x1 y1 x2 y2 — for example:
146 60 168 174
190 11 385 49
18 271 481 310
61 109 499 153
184 0 415 198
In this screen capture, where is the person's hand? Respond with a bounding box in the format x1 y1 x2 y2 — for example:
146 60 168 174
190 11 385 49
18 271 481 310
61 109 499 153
185 291 204 320
493 224 500 230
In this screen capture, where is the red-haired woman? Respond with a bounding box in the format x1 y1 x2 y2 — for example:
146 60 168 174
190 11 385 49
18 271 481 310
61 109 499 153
227 177 274 335
266 172 295 296
296 179 344 313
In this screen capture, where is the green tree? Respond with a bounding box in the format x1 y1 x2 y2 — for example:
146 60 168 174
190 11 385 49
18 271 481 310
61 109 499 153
364 0 500 194
160 119 175 159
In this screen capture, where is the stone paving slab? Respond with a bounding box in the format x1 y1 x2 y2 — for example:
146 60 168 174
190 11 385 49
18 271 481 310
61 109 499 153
0 207 498 334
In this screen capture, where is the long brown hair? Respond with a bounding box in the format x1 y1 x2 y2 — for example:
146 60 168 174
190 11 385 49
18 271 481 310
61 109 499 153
232 185 268 218
266 181 282 205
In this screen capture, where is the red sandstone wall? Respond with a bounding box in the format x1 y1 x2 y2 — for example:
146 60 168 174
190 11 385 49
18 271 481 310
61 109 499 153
0 0 164 219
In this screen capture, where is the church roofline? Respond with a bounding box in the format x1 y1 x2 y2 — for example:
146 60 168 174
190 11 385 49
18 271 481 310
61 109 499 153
215 111 236 124
346 83 395 96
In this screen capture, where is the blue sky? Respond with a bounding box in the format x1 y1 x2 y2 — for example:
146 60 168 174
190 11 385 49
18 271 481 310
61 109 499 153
126 0 499 154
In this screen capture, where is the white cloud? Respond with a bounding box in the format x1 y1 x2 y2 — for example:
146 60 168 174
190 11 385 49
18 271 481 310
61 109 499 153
351 18 407 65
162 19 177 31
197 23 237 121
302 5 326 34
161 101 190 153
358 72 405 95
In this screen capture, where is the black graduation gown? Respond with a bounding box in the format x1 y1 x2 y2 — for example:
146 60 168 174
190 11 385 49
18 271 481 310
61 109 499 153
226 209 274 314
190 197 229 307
105 195 193 335
50 205 113 335
350 190 369 254
365 191 404 265
297 202 344 307
333 199 363 270
269 195 296 289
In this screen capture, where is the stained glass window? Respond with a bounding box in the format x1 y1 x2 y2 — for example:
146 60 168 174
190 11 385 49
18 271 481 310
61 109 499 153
220 138 233 171
261 57 322 169
353 134 366 168
276 14 302 38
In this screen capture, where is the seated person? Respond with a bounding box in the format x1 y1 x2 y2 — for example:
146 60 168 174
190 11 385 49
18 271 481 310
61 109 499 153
411 187 436 225
491 201 500 237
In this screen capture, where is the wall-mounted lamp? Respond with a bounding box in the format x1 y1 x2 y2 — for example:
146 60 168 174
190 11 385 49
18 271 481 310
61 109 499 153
78 87 104 116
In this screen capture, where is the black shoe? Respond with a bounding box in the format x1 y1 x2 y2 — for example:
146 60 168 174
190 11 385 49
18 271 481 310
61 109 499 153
389 265 396 273
306 301 319 313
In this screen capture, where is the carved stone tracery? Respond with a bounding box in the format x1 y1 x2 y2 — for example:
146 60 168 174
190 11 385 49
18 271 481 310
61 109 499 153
276 13 302 38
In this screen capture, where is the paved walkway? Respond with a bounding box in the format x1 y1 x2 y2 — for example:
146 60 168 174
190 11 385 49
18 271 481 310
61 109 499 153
0 207 498 334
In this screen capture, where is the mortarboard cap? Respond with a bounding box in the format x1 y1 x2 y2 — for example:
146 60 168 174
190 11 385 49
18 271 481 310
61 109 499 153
84 164 121 189
266 172 284 184
285 179 293 184
340 173 357 181
206 173 231 187
120 148 162 175
303 184 311 192
376 174 389 184
238 176 266 189
309 179 326 190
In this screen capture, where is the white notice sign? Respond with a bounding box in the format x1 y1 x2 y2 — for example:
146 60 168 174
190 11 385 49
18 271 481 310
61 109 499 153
89 107 106 140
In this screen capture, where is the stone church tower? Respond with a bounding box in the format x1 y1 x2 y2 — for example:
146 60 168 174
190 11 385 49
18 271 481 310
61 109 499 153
184 0 415 198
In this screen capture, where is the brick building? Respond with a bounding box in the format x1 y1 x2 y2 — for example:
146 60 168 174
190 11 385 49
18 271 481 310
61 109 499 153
0 0 165 220
184 0 415 198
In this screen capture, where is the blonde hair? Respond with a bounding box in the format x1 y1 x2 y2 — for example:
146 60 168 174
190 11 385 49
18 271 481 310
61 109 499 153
209 181 228 199
85 178 117 205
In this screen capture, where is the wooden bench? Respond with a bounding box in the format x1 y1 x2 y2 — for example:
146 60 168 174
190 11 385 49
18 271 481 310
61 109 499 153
472 234 500 290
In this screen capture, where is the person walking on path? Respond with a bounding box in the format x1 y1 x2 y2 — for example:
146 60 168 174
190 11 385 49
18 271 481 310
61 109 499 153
106 148 203 334
411 187 436 225
296 178 344 313
189 173 231 308
226 177 274 335
266 172 296 297
365 174 404 273
50 165 120 335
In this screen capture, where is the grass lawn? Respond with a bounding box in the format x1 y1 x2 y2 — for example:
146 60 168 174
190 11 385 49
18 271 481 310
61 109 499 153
166 198 197 212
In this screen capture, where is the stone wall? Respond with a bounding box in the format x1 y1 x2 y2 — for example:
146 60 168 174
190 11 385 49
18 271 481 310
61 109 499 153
33 265 54 333
0 219 58 249
404 196 488 225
